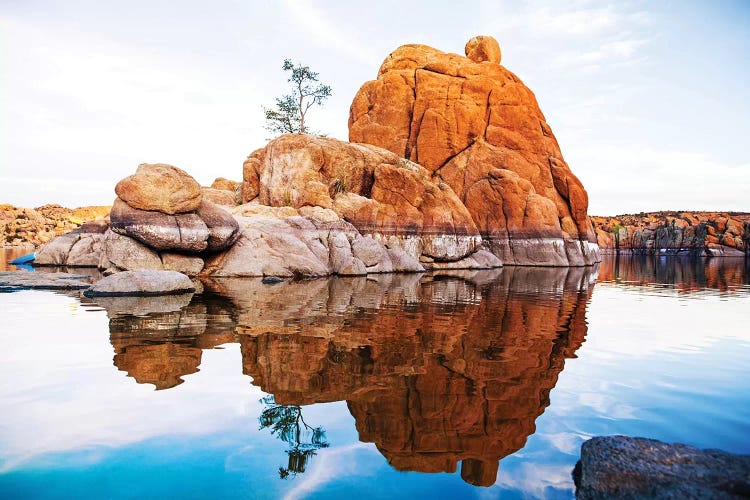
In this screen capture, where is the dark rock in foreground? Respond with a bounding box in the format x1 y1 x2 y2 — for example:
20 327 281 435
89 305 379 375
83 270 195 297
574 436 750 499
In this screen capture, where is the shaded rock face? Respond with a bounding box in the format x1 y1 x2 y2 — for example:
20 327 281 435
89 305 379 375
241 134 481 263
110 198 239 255
592 211 750 257
574 436 750 499
35 220 109 267
349 37 599 266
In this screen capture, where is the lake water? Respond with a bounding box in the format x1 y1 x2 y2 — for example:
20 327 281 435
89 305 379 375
1 250 749 499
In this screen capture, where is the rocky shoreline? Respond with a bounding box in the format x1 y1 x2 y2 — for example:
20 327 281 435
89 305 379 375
592 211 749 257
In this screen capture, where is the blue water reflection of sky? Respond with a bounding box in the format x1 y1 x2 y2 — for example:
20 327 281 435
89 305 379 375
0 274 749 498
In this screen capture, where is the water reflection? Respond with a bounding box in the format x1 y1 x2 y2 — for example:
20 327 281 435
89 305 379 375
598 255 749 295
92 266 597 486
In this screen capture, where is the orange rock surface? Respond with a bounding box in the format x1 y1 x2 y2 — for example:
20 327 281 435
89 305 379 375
349 37 598 265
115 163 202 214
242 134 482 261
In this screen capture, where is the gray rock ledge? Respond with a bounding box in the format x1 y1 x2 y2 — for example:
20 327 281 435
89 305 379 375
0 270 92 291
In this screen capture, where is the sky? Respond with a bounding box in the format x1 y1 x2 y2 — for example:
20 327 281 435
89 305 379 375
0 0 748 215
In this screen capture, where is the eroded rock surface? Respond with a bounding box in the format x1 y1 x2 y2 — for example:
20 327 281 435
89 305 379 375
574 436 750 499
241 134 481 263
349 36 599 265
204 205 425 277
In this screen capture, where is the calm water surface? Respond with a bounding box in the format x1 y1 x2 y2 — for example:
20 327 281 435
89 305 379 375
1 250 749 499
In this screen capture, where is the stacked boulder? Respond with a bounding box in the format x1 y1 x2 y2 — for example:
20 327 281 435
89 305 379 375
37 164 241 276
101 164 240 276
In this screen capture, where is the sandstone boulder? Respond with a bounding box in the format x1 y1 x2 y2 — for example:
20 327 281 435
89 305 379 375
349 37 599 265
115 163 201 214
83 269 195 297
210 177 240 193
465 35 501 64
241 134 482 263
200 187 236 206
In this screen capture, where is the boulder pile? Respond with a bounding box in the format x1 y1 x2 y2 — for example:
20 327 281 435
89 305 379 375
37 164 240 276
33 35 611 277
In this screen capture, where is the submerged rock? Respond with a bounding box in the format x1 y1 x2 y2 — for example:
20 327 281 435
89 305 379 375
574 436 750 499
83 270 195 297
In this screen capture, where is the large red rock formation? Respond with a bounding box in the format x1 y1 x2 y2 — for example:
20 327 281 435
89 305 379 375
349 36 599 266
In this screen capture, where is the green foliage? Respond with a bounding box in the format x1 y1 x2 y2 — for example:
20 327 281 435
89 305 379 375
263 59 332 136
282 189 293 206
259 395 329 479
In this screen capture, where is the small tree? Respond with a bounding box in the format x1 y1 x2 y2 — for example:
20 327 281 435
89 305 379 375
263 59 332 136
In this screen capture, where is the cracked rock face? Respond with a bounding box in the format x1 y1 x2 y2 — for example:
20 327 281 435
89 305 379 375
241 134 481 262
349 36 600 266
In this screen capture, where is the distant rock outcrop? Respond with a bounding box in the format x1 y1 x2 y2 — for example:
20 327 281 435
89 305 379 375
1 204 110 247
592 212 750 257
349 36 599 266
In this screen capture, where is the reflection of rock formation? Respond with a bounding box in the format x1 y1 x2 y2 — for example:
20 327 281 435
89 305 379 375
234 267 596 486
92 268 596 485
597 255 749 295
102 297 236 390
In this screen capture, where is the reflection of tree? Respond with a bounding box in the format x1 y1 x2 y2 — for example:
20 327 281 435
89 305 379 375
259 395 329 479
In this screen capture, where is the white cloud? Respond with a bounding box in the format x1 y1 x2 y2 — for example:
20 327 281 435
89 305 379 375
569 143 750 214
283 443 375 500
281 0 380 67
0 292 262 472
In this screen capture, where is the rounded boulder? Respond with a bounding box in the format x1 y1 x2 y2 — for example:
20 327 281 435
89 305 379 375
115 163 202 214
